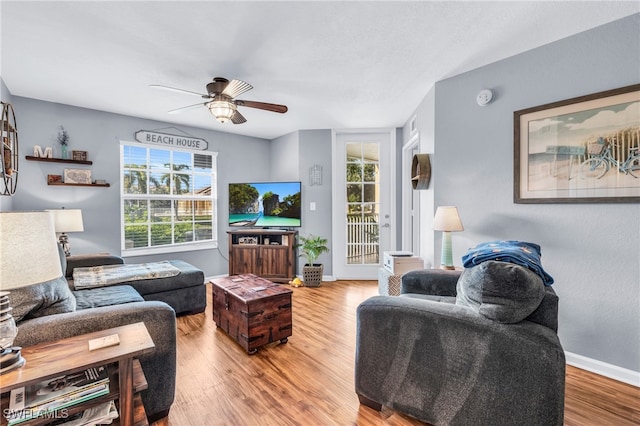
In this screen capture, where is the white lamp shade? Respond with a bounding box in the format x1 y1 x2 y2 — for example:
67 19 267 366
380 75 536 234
47 209 84 233
0 211 63 290
433 206 464 232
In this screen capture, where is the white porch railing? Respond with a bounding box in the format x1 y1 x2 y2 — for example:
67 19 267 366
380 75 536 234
346 213 379 264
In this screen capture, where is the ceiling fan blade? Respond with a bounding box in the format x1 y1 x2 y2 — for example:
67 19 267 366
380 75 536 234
167 102 206 114
230 110 247 124
222 79 253 99
150 84 211 99
236 100 288 114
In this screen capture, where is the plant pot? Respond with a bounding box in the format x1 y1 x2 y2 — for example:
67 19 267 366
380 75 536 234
303 264 323 287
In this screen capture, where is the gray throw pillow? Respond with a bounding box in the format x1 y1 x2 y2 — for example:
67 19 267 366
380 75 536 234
456 260 545 323
9 276 76 323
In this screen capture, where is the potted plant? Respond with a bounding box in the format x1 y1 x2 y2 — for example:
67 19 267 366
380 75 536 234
57 125 69 159
297 234 330 287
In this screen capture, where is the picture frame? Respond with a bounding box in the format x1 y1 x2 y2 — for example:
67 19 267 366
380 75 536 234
514 84 640 203
72 150 87 161
47 174 62 184
64 168 92 184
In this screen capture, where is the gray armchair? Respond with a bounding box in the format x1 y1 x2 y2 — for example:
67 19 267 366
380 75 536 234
355 263 565 425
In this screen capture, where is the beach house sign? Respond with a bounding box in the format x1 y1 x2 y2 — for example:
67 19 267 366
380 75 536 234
135 130 208 151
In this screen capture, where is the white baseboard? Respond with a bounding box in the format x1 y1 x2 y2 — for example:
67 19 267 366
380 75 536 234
565 351 639 387
294 274 336 282
208 274 337 283
204 274 228 282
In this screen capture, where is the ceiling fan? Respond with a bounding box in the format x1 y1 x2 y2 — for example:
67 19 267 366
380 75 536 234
150 77 288 124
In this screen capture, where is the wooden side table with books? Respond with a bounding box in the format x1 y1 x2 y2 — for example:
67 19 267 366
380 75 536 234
0 322 154 426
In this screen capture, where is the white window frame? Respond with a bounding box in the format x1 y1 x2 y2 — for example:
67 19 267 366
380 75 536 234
120 141 218 257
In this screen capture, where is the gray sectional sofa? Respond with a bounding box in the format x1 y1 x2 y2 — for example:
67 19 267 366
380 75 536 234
11 248 206 423
65 253 206 316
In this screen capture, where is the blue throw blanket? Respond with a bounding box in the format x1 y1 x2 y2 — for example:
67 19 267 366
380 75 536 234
462 241 554 286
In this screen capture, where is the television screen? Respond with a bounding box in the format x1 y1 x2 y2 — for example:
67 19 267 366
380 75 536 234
229 181 302 228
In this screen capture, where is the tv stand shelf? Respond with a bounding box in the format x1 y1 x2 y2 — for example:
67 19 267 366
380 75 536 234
228 230 297 283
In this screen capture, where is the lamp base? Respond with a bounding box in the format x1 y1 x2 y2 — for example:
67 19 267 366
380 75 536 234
0 346 25 374
59 233 71 257
440 231 455 270
440 265 456 270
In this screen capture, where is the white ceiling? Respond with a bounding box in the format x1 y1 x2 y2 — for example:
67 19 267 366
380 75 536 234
1 1 638 140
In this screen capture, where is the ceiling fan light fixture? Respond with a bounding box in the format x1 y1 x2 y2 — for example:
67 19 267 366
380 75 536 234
207 100 237 124
154 77 287 124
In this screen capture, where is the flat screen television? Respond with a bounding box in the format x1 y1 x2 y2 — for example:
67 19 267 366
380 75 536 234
229 181 302 228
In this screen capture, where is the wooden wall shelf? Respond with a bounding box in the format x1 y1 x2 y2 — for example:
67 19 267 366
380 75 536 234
26 155 92 165
27 154 108 187
48 182 110 187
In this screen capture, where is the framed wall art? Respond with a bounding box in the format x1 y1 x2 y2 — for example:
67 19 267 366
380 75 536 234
47 174 62 184
72 150 88 161
64 168 92 184
514 84 640 203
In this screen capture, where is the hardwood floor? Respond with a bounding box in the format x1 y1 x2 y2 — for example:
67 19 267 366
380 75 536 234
152 280 640 425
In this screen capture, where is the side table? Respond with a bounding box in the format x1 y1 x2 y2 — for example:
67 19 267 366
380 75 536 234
0 322 154 426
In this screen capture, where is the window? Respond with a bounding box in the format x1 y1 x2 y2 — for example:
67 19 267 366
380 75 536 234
346 142 380 264
120 142 217 256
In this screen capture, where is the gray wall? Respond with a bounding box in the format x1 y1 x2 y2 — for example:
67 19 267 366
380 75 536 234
270 132 299 181
298 130 333 274
269 129 334 276
402 87 436 266
7 93 336 279
432 15 639 373
10 96 271 277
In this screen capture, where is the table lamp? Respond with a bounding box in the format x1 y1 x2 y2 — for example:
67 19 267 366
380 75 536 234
0 211 63 373
433 206 464 270
46 208 84 256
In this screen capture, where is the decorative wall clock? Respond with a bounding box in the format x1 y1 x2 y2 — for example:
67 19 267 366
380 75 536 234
1 102 19 196
411 153 431 190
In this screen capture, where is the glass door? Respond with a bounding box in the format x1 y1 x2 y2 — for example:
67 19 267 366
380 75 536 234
333 131 394 279
346 142 381 265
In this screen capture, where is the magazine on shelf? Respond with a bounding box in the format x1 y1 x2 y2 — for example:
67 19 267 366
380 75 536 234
49 400 119 426
9 366 109 411
6 384 110 426
6 366 110 425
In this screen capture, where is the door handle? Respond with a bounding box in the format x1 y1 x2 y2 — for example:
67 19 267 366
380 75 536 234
380 223 390 228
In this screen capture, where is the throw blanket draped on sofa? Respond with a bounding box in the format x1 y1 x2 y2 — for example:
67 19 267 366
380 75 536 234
73 261 181 289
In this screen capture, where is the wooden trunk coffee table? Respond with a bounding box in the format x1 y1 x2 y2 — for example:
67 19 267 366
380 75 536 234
211 274 292 354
